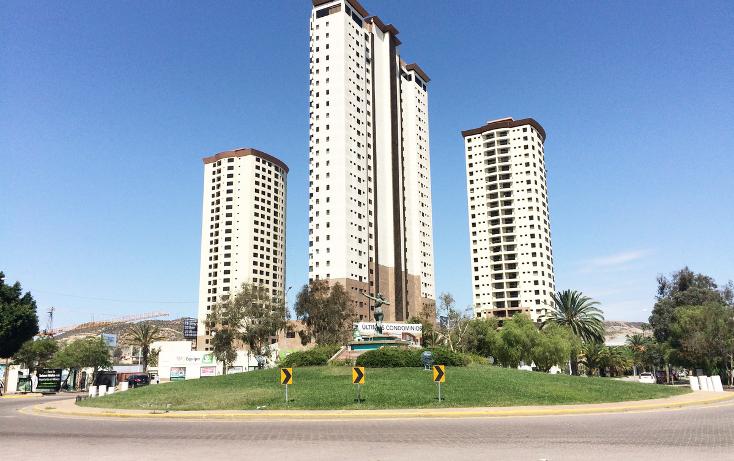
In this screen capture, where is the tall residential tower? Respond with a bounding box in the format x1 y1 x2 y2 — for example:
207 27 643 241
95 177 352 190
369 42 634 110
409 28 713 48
196 148 288 351
462 118 555 322
308 0 436 322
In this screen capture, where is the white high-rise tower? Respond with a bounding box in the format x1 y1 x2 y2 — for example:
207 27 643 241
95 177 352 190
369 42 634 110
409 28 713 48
462 118 555 321
196 148 288 351
309 0 436 322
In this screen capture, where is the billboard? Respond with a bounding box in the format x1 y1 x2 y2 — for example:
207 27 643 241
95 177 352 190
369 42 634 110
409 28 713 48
183 317 198 339
101 333 118 347
36 369 63 393
200 366 216 377
354 322 422 345
170 367 186 381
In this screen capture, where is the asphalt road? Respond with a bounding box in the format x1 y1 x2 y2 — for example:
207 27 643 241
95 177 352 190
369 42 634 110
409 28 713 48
2 395 733 460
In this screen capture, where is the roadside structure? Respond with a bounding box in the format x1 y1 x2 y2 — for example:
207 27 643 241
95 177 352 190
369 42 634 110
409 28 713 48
196 148 288 351
308 0 436 323
461 117 555 321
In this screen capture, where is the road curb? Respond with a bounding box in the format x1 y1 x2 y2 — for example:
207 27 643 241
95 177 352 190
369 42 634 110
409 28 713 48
1 393 45 399
21 392 734 421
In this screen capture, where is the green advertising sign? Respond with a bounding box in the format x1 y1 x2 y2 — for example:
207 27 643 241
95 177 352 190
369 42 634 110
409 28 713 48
202 353 214 365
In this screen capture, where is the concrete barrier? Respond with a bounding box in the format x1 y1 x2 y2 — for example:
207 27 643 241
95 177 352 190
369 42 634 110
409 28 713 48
98 385 107 397
107 386 115 395
711 375 724 392
698 376 710 391
706 377 715 392
120 382 129 392
89 386 97 397
689 376 700 391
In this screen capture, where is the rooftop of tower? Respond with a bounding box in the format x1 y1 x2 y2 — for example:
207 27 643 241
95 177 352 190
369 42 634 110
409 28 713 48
202 147 289 173
461 117 546 142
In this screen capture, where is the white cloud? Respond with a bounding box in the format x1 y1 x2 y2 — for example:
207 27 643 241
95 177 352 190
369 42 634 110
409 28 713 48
578 249 652 273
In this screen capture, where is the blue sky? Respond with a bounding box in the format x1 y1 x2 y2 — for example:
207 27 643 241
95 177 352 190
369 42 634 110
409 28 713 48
2 1 732 328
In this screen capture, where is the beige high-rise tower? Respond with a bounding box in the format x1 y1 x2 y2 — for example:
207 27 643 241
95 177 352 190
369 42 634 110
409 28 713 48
196 148 288 351
308 0 436 322
462 118 555 321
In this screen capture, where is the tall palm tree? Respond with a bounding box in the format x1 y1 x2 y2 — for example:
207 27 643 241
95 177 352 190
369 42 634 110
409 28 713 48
543 290 605 374
625 333 648 376
125 322 165 372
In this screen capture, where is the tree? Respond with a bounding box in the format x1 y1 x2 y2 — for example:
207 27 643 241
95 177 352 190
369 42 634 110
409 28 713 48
0 272 39 386
495 314 538 368
148 347 160 368
599 346 633 377
294 280 354 345
51 337 111 386
625 333 649 375
460 317 499 357
209 329 237 373
124 322 165 372
434 293 473 352
649 267 731 342
237 284 287 357
13 338 58 373
668 303 734 375
580 341 605 376
531 324 573 372
543 290 604 375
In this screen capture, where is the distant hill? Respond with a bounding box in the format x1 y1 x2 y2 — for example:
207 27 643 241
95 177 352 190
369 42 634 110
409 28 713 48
55 318 186 345
604 320 650 346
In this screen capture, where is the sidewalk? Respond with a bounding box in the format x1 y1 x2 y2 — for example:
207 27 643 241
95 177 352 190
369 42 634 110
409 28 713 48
22 391 734 421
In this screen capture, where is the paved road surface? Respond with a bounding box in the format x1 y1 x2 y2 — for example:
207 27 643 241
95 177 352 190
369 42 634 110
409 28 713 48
2 395 732 460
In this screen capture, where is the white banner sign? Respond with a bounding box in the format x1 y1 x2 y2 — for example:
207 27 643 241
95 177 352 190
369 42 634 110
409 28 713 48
354 322 422 343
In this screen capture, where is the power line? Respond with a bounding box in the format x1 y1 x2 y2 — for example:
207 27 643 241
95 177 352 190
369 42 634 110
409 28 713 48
29 288 197 305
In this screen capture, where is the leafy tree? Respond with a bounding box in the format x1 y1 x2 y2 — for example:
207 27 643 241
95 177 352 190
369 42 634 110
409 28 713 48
51 337 111 386
207 282 287 369
543 290 604 375
0 272 39 385
495 314 538 368
531 324 572 372
294 280 354 345
649 267 732 342
668 303 734 375
13 338 58 373
209 329 237 373
460 317 499 357
124 322 165 372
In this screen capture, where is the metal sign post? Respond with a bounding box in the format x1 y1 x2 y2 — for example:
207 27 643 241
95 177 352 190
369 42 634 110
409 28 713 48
432 365 445 402
352 366 365 403
285 384 288 403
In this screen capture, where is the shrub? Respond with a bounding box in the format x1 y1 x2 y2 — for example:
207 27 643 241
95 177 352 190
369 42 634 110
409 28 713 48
464 353 489 365
427 347 469 367
355 347 471 367
355 347 422 367
279 344 341 367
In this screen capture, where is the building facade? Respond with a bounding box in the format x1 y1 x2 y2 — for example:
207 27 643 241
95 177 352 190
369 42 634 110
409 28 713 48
308 0 436 323
196 148 288 351
461 118 555 322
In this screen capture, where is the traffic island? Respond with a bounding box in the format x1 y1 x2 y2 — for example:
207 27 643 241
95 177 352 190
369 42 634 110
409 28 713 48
23 391 734 420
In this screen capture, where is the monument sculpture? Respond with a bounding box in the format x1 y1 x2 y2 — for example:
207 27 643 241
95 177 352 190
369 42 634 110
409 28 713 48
361 292 390 334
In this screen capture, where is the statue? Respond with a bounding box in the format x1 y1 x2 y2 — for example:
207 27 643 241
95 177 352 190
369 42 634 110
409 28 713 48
362 292 390 335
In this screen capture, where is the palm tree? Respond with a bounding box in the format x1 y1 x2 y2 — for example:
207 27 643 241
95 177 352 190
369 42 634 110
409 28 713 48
625 333 648 376
543 290 605 374
125 322 165 372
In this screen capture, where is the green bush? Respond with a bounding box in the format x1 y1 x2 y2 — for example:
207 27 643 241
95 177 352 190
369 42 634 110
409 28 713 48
427 347 470 366
464 353 490 365
279 344 341 367
355 347 470 368
355 347 422 367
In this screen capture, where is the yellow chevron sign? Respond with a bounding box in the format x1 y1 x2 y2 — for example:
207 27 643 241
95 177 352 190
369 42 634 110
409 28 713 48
280 368 293 385
433 365 445 383
352 366 365 384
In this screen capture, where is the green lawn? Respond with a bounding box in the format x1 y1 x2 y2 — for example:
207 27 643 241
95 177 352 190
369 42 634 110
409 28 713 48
79 366 689 411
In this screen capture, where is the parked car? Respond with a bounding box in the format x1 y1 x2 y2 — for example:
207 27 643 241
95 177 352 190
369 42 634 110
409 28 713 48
639 372 656 384
127 374 150 388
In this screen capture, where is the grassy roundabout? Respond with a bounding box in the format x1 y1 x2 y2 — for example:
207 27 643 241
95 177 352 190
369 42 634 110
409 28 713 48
78 365 689 411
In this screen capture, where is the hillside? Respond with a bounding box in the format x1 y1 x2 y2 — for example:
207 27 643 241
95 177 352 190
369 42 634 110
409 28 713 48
55 318 186 345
